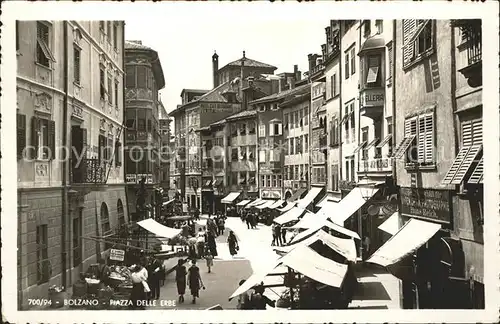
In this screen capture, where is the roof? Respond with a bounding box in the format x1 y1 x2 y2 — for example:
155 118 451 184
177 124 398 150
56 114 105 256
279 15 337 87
250 83 311 105
125 40 165 90
180 89 210 97
226 109 257 121
359 35 386 55
280 92 311 108
220 56 277 71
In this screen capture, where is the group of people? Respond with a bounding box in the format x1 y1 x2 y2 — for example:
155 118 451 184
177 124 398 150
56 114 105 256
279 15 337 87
237 280 275 310
128 255 167 309
174 259 205 304
239 209 259 229
271 223 287 246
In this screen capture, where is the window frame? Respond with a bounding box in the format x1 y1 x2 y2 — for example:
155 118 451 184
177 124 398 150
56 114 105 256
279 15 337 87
402 20 436 70
36 21 55 68
36 224 50 285
73 44 81 85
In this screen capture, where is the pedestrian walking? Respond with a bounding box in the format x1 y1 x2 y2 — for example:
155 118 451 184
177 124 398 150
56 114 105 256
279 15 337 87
228 230 239 257
147 258 162 300
187 260 205 304
204 247 214 273
175 259 187 303
159 263 166 287
281 227 287 245
207 231 218 257
217 217 225 236
196 228 206 259
271 223 278 246
245 213 251 229
363 236 371 259
274 224 282 246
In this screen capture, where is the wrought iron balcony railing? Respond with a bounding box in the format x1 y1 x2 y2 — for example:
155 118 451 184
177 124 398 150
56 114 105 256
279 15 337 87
71 158 107 184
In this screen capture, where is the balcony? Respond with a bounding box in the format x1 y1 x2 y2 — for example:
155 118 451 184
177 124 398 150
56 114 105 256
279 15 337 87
359 87 385 120
310 63 325 80
71 158 107 184
454 19 482 88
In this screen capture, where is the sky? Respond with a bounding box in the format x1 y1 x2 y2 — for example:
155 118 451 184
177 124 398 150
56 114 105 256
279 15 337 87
124 8 337 115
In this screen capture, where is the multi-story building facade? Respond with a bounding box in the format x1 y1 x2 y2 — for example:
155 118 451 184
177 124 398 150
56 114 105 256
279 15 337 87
282 84 311 201
323 21 342 202
171 52 277 211
158 100 171 192
123 40 165 220
388 19 483 309
16 20 126 307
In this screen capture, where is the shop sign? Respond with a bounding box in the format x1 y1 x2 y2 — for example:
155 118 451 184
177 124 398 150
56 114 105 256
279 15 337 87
261 189 282 199
146 174 154 184
110 249 125 261
362 157 392 172
360 88 385 107
126 174 137 184
400 187 452 224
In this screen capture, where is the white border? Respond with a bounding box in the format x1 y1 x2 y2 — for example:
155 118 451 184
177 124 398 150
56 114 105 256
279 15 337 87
2 1 499 323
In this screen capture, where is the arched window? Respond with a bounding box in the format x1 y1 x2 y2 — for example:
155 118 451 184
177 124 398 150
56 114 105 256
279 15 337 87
100 202 111 250
117 199 125 226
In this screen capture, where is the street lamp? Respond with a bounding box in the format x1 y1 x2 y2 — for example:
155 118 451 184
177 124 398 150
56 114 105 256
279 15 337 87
358 175 378 201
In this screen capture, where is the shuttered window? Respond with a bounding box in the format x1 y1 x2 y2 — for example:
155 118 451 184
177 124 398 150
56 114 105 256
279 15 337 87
17 114 26 160
366 56 381 85
403 20 434 68
350 48 356 75
418 114 434 164
393 117 417 159
258 124 266 138
269 124 275 136
442 119 483 185
402 19 417 67
31 116 54 160
387 42 393 81
73 46 81 84
344 52 350 79
107 75 113 104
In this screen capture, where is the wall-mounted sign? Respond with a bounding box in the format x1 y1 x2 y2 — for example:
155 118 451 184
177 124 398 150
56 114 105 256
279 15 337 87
362 158 392 172
146 174 154 184
126 174 137 184
360 88 385 107
261 189 282 199
400 187 452 224
200 103 233 113
110 249 125 261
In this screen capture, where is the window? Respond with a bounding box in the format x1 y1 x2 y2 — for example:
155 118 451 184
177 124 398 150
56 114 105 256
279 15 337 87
31 116 55 160
442 119 483 185
115 141 122 166
240 172 247 185
393 113 434 166
299 110 303 127
387 42 393 84
366 55 381 86
304 107 309 126
363 20 371 37
248 121 256 134
273 123 282 136
113 23 118 50
107 74 113 104
36 224 50 284
376 20 383 34
73 45 81 84
240 123 246 135
295 166 299 181
289 138 294 155
266 175 271 187
331 74 338 97
402 20 434 68
107 135 114 164
114 80 119 107
345 160 349 181
100 67 106 100
331 164 339 191
36 22 55 67
98 134 106 162
17 114 27 160
126 66 135 88
147 119 152 132
73 212 82 267
350 48 356 75
231 148 238 162
295 111 300 128
344 52 350 79
258 124 266 137
137 110 146 131
126 110 136 129
107 21 112 42
350 158 355 182
99 21 105 32
136 66 147 88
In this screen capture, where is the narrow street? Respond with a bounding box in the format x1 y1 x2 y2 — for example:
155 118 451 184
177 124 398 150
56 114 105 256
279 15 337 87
150 215 401 310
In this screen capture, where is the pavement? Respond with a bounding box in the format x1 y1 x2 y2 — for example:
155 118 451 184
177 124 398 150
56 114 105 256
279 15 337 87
150 214 402 310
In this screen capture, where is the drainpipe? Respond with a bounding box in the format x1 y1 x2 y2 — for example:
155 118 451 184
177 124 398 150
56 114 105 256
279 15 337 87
391 20 398 207
339 21 343 193
61 21 69 290
122 21 130 225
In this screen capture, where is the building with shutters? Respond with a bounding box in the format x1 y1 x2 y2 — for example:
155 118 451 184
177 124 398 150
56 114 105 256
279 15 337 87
16 20 127 307
123 40 165 221
392 19 483 309
158 100 172 192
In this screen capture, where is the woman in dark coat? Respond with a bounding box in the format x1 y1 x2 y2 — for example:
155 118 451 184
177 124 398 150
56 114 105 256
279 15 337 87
227 231 239 257
187 260 205 304
206 232 218 257
175 259 187 303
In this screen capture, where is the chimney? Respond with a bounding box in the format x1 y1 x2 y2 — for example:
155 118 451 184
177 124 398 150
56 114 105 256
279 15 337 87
293 64 301 82
278 77 284 92
212 50 219 88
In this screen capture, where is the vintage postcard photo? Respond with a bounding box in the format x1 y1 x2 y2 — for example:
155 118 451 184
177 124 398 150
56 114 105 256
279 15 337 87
1 1 499 323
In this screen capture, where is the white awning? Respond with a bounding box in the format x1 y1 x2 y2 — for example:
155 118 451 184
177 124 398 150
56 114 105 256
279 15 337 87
329 187 379 225
316 193 341 208
378 212 400 235
221 192 241 204
288 211 328 229
236 199 251 206
277 202 296 212
274 230 357 262
256 200 276 210
290 219 361 242
137 219 182 240
274 207 306 225
245 198 265 209
162 199 175 207
281 245 348 288
268 199 285 209
367 218 441 267
297 187 323 209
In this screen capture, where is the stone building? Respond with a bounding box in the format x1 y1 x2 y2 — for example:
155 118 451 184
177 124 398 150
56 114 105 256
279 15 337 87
158 100 172 192
371 19 484 309
16 20 126 307
123 40 165 220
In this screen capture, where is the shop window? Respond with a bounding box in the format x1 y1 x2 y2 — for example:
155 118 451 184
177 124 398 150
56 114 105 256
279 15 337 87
36 21 55 68
443 119 483 185
36 224 50 284
73 45 81 85
266 175 271 187
239 172 247 185
402 20 435 68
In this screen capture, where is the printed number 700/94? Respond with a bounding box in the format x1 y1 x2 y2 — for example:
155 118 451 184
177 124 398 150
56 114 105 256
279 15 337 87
28 299 52 306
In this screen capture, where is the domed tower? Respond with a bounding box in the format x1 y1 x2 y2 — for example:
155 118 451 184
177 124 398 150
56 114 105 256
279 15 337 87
212 50 219 87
